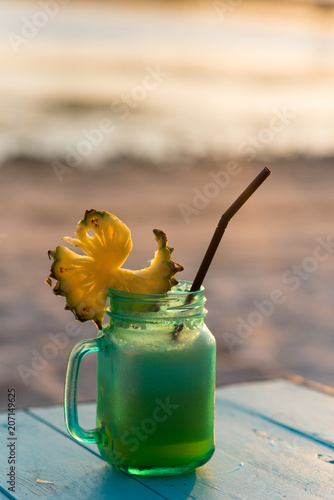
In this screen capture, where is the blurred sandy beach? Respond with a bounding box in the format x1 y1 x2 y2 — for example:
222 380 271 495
1 160 334 410
1 0 334 409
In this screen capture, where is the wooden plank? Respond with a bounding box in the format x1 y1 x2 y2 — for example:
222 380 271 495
136 393 334 500
216 379 334 447
286 374 334 397
0 489 14 500
0 410 163 500
27 403 98 455
28 381 334 499
28 402 97 435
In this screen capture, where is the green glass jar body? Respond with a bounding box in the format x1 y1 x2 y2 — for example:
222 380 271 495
64 281 216 476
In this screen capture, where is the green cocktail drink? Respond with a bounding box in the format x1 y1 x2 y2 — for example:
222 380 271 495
60 171 271 476
64 281 216 476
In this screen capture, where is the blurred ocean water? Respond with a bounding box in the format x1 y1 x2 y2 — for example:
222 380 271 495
1 0 334 165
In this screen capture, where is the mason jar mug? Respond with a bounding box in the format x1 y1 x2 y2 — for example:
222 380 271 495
64 281 216 476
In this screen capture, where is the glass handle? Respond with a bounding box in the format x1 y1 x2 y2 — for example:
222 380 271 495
64 336 105 444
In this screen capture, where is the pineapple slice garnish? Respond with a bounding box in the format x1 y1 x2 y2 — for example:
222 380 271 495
46 209 183 329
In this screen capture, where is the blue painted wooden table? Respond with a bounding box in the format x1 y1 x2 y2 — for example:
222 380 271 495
1 377 334 499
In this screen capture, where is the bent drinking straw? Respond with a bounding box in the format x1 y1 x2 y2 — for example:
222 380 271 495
190 167 271 293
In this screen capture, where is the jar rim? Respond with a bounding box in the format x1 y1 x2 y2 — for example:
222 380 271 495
107 280 204 301
105 281 207 323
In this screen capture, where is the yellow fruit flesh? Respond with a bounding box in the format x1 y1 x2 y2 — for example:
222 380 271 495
46 210 183 329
